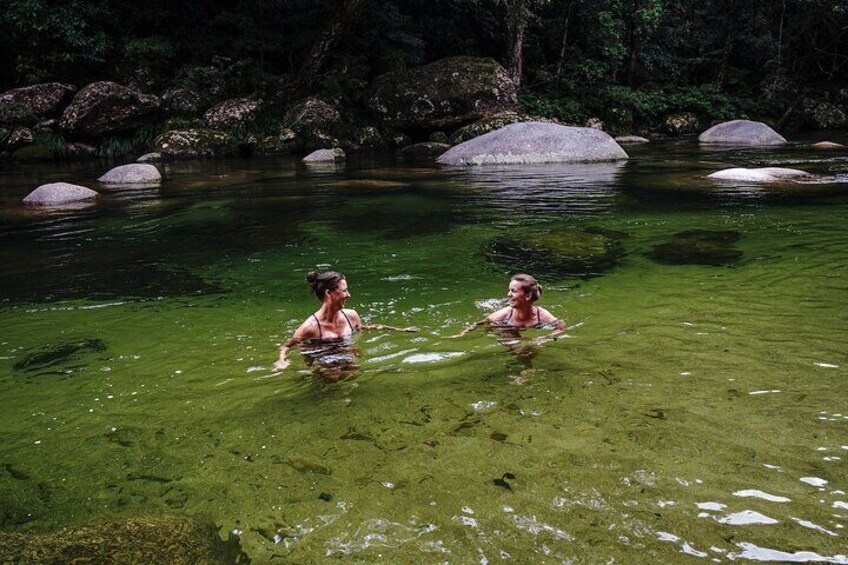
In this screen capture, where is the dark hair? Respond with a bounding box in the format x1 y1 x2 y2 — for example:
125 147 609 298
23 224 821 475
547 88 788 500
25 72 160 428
512 273 542 302
306 270 345 301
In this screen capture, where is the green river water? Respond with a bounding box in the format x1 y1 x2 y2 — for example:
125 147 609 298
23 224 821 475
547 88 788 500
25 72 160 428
1 137 847 563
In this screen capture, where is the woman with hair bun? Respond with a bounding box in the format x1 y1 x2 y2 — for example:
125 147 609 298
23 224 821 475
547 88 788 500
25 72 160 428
452 273 565 341
273 270 416 373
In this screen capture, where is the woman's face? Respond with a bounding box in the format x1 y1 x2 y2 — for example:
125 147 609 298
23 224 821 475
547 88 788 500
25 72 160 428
506 280 530 307
326 278 351 305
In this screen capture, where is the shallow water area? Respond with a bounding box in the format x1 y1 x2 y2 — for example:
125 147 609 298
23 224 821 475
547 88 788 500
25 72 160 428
1 136 847 563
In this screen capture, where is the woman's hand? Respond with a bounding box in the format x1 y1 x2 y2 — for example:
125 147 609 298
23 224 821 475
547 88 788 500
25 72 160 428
273 358 290 371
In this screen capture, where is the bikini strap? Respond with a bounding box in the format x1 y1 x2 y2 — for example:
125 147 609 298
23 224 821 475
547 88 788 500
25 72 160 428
506 308 514 322
311 313 323 339
341 310 354 332
536 306 541 326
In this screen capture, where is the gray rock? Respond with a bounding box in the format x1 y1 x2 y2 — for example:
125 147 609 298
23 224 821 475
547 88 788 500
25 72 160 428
698 120 787 145
391 133 413 149
615 135 650 144
153 128 237 160
0 83 76 125
707 167 812 182
203 97 261 129
369 56 517 131
6 127 34 151
137 152 162 162
60 81 160 139
303 148 345 162
98 164 162 185
437 122 629 166
585 117 604 130
662 112 699 135
22 182 99 206
65 143 98 160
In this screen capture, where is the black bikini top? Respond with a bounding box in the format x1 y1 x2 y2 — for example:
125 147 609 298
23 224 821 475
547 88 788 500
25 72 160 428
312 310 355 339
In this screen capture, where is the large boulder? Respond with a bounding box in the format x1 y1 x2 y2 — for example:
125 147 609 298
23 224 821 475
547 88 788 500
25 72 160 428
0 515 244 564
698 119 786 145
60 81 160 139
402 142 451 159
160 88 202 115
98 164 162 185
369 56 517 131
707 167 812 183
152 128 237 160
203 97 262 129
22 182 99 206
0 83 76 125
437 121 628 166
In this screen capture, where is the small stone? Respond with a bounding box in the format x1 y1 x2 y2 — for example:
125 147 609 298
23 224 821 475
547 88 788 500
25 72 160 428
137 152 162 162
22 183 99 206
302 148 345 162
98 163 162 185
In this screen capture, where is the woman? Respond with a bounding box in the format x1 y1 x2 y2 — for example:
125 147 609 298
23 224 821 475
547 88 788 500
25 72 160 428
273 270 416 373
452 273 565 343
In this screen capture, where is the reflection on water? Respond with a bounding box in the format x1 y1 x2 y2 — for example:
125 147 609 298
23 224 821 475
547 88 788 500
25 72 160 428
1 137 847 562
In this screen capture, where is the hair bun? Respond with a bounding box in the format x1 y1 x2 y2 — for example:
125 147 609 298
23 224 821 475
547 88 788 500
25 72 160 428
536 285 543 299
305 271 319 284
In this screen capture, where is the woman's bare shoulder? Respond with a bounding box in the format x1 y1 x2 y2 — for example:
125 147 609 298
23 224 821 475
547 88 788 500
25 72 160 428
487 307 511 322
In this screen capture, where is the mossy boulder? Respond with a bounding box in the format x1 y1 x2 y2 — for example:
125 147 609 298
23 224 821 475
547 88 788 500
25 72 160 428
152 128 237 160
203 97 262 129
489 228 627 278
647 230 742 266
60 81 160 139
402 142 451 159
661 112 699 136
0 515 246 564
0 83 76 125
369 56 517 132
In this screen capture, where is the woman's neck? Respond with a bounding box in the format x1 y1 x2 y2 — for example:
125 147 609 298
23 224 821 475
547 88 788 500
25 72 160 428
317 302 342 321
512 303 535 320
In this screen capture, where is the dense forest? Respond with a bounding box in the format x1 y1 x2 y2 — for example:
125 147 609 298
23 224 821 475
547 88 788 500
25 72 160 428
1 0 847 157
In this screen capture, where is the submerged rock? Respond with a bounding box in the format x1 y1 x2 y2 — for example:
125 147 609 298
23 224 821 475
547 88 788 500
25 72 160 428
698 120 787 145
811 141 845 149
13 338 107 373
489 229 626 278
137 152 162 162
369 56 517 131
303 148 345 162
99 164 162 185
438 122 628 166
22 183 99 206
707 167 812 183
0 515 245 564
615 135 650 144
648 230 742 266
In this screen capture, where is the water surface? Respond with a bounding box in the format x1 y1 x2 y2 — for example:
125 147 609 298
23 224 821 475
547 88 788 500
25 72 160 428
1 137 847 563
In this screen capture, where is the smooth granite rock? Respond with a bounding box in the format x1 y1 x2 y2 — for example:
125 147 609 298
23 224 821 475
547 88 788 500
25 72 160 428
22 182 99 205
303 148 345 162
707 167 812 183
98 163 162 185
437 121 628 166
698 120 787 145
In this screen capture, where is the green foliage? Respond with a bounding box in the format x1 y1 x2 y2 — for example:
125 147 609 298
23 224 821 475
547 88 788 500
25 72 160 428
519 94 586 124
31 130 68 158
97 124 159 160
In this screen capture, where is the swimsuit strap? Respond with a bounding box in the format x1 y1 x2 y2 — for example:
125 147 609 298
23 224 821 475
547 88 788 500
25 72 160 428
536 306 541 326
506 308 514 323
312 313 323 339
341 310 354 333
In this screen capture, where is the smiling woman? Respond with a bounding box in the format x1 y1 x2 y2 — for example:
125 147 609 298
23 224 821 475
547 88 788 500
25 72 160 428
273 270 417 375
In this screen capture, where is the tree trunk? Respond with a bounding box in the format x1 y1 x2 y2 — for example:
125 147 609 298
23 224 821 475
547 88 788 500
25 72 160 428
505 0 527 89
555 0 574 83
279 0 367 100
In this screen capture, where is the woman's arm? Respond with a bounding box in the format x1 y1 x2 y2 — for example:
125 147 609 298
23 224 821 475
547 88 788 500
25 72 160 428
273 320 316 371
448 318 490 338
